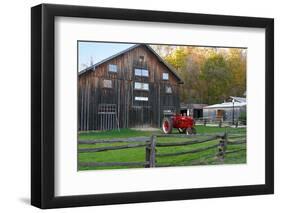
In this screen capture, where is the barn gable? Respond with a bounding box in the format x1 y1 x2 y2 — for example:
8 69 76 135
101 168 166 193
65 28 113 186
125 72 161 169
79 44 183 84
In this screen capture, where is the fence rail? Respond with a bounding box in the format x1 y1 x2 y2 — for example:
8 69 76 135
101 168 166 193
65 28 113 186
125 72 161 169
156 135 219 147
78 132 246 168
79 136 150 144
156 144 218 157
79 142 148 153
195 117 246 128
79 162 149 167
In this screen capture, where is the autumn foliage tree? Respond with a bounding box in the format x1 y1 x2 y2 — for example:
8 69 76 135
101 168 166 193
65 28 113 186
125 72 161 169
161 46 246 105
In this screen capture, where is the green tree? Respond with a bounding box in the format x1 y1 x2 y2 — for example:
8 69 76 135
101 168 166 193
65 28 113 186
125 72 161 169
200 53 232 104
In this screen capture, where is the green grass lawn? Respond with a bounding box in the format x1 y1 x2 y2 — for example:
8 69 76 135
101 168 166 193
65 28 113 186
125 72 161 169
78 126 246 171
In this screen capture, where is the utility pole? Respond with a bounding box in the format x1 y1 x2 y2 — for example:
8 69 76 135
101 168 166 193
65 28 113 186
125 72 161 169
232 99 235 125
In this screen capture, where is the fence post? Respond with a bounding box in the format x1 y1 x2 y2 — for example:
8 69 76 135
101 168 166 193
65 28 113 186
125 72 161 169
219 119 222 128
217 132 228 162
145 139 151 168
145 135 156 168
204 119 207 126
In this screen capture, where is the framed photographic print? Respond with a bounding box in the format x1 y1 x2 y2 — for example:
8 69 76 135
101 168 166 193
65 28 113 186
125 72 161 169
31 3 274 209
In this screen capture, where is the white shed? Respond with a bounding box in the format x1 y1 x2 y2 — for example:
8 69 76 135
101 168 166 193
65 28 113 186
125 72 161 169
203 96 246 122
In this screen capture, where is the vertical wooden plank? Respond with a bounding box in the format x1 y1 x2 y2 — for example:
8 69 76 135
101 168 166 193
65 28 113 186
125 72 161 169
117 79 120 130
108 106 110 130
93 87 96 130
104 111 106 131
100 113 102 131
111 114 112 129
81 84 85 131
146 135 156 168
108 111 112 130
79 86 82 131
86 80 90 131
145 137 151 168
107 112 108 130
83 83 87 130
150 135 156 167
126 81 129 128
217 132 228 162
101 112 103 131
107 111 109 130
158 83 161 127
103 113 105 131
103 105 105 131
91 86 94 130
105 109 108 130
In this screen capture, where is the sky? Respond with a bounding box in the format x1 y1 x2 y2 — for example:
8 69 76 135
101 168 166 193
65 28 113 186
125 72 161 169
78 41 246 72
78 42 135 71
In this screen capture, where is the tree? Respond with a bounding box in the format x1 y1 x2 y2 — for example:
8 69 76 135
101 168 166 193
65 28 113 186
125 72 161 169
226 49 247 97
161 46 246 105
200 53 232 104
165 47 206 103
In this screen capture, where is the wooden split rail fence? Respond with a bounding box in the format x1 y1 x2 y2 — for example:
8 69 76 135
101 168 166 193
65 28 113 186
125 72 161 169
195 118 246 128
78 133 246 168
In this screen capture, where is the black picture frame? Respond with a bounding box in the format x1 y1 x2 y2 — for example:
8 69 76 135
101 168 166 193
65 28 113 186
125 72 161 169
31 3 274 209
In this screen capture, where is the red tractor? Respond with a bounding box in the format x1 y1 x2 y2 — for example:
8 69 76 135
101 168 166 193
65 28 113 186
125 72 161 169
162 114 196 135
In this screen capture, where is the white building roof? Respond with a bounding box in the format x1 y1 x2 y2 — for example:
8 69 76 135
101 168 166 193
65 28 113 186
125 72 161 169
204 96 247 109
204 101 246 109
230 96 246 103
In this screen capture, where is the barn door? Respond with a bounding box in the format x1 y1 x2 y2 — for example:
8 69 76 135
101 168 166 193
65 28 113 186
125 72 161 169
131 106 152 128
131 73 152 128
140 106 152 127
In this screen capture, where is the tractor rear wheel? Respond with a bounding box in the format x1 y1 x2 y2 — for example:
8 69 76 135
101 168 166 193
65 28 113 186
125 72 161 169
162 117 173 134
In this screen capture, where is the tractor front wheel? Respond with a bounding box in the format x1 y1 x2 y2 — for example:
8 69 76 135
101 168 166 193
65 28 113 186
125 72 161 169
186 128 193 135
162 117 173 134
186 127 197 135
191 127 197 134
178 128 187 134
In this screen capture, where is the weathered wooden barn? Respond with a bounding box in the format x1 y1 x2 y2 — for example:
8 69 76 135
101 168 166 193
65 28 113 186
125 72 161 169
78 44 183 131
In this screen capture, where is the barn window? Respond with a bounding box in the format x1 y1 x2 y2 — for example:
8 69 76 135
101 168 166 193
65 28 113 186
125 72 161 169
165 86 172 94
134 82 149 91
135 69 142 76
135 68 149 77
135 96 148 101
103 79 112 88
163 73 169 80
142 69 149 77
163 109 173 116
108 64 117 72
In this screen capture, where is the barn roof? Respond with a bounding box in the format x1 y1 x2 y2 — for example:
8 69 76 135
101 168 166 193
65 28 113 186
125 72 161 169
79 44 184 83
